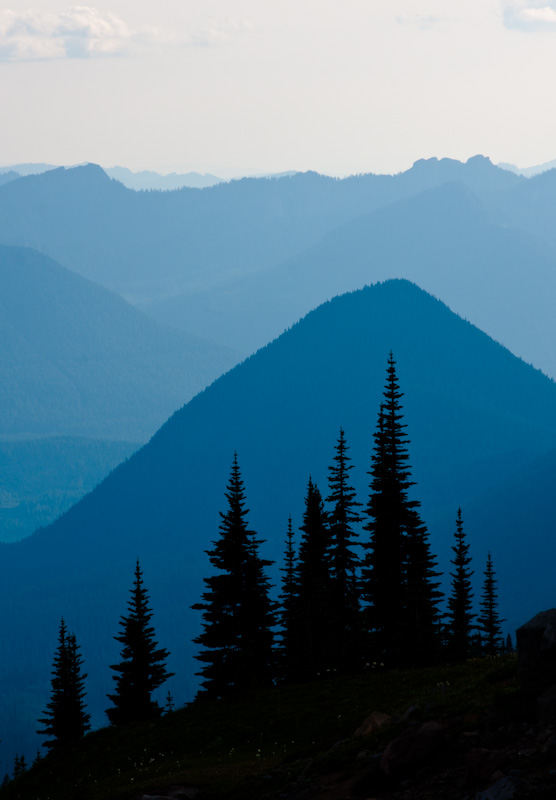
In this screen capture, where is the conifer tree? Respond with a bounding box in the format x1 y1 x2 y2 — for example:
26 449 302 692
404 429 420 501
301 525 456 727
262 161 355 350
446 508 475 661
277 517 298 680
37 618 90 751
13 755 26 778
403 508 443 663
361 353 442 667
478 552 505 656
164 691 175 713
291 478 333 680
326 428 362 672
106 560 173 725
193 454 276 697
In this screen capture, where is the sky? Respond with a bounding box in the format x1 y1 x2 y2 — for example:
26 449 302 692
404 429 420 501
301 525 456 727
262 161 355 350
1 0 556 177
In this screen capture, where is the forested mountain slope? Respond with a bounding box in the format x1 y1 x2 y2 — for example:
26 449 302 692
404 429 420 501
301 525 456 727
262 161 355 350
0 244 236 441
0 437 137 542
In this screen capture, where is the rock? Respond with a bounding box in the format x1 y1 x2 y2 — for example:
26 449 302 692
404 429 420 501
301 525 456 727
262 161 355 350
354 710 391 737
466 749 511 786
516 609 556 699
398 704 421 722
474 775 529 800
380 721 445 777
538 685 556 723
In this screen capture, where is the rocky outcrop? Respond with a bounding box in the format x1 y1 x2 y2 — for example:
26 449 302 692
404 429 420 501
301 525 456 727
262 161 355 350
380 721 446 777
516 609 556 721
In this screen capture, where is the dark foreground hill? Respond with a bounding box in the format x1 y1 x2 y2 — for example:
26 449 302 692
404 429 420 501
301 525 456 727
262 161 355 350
1 658 527 800
1 279 556 761
0 245 236 441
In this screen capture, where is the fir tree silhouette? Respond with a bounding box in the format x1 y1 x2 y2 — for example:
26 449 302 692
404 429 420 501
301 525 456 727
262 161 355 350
193 454 276 697
478 552 505 656
446 508 475 661
12 755 26 778
106 560 173 725
291 477 333 680
326 428 362 672
37 618 90 750
277 516 298 681
361 353 442 666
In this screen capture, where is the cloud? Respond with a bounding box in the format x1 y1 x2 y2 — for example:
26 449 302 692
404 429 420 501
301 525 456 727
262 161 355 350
0 7 253 62
503 0 556 29
395 13 443 29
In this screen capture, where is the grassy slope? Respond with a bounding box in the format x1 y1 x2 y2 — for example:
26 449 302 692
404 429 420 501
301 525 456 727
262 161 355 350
1 658 520 800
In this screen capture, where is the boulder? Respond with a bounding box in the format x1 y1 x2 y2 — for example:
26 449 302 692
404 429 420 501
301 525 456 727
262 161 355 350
516 609 556 699
380 720 445 777
354 710 391 736
475 775 530 800
538 685 556 723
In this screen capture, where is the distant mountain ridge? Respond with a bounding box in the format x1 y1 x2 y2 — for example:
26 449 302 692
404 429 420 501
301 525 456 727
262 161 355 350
104 166 223 190
0 244 236 441
0 162 59 176
498 158 556 177
1 279 555 760
143 180 556 378
0 155 521 304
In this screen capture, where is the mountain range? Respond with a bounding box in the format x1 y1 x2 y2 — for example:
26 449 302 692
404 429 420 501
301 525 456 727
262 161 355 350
142 180 556 378
0 156 521 306
1 280 555 761
5 155 556 381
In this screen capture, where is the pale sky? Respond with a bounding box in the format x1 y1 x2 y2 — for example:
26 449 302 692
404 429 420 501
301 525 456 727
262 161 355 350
1 0 556 176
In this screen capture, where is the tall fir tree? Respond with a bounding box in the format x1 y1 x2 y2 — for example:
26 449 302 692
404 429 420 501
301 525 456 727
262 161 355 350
37 619 90 751
277 516 298 681
361 353 442 667
290 477 333 680
326 428 362 672
106 560 173 725
478 552 505 656
193 454 276 697
446 508 475 661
